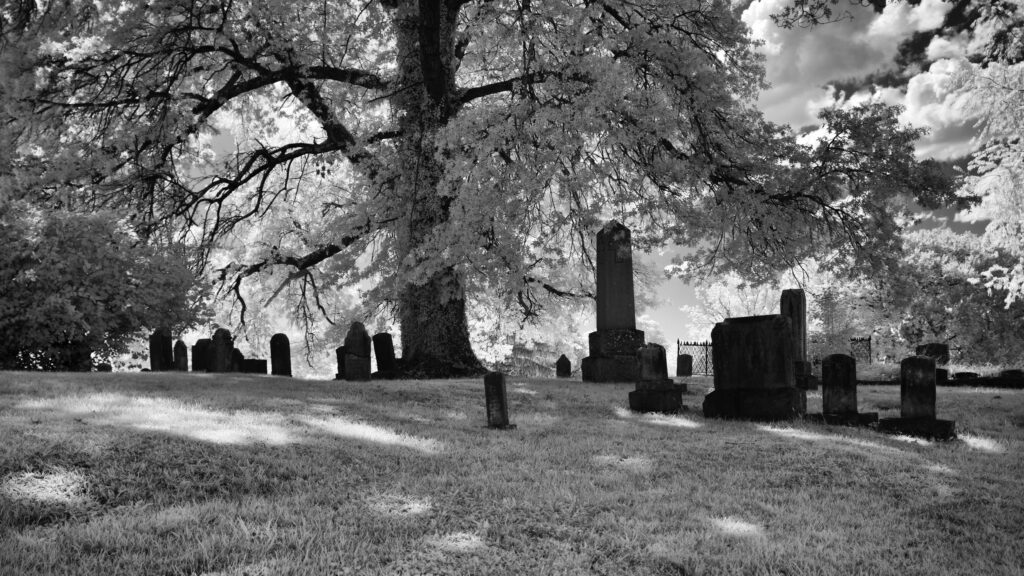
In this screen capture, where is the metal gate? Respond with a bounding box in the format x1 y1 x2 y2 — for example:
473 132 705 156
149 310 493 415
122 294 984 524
677 340 713 376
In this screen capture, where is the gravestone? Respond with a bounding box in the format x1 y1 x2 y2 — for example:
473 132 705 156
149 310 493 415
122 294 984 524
780 289 816 390
344 322 372 381
878 356 956 439
242 359 267 374
629 343 685 413
581 221 645 382
95 363 112 372
192 339 212 372
270 333 292 377
953 371 978 380
936 368 949 385
149 327 173 371
334 345 347 380
372 332 397 377
230 348 245 372
676 354 693 377
915 342 950 365
210 329 233 373
702 315 805 420
173 340 188 371
484 372 515 429
810 353 877 425
999 369 1024 379
555 354 571 378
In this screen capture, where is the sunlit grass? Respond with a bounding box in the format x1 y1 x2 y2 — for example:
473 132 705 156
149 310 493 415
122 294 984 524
1 371 1022 575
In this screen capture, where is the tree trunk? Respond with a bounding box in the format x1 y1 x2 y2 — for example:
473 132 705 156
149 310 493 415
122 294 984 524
390 1 485 377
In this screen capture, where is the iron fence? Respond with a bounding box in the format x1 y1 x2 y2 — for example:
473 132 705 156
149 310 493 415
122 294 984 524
850 336 872 364
677 339 713 376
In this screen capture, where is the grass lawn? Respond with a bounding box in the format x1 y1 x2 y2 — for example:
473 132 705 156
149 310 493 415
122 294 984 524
1 371 1022 576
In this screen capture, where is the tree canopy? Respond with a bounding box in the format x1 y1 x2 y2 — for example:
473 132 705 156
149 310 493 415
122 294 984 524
0 0 962 375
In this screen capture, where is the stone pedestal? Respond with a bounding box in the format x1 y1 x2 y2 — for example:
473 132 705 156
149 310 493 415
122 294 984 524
629 344 684 413
676 354 693 377
555 354 571 378
582 328 645 382
702 315 804 420
242 359 267 374
877 356 956 440
484 372 515 429
270 333 292 377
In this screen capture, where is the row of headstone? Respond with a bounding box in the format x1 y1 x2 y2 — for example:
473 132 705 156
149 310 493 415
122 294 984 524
334 323 399 381
806 354 878 426
149 328 292 377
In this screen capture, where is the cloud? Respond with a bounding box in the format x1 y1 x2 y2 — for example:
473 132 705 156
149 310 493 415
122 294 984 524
899 59 982 159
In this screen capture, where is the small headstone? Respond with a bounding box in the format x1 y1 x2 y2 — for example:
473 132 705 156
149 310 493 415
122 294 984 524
230 348 245 372
936 368 949 385
173 340 188 371
878 356 956 440
344 322 372 381
676 354 693 377
555 354 571 378
270 333 292 377
629 343 684 413
484 372 515 429
242 358 267 374
812 353 877 425
192 339 212 372
952 371 978 380
372 332 397 377
915 342 950 365
95 363 112 372
999 369 1024 379
149 327 173 371
335 345 347 380
210 329 233 373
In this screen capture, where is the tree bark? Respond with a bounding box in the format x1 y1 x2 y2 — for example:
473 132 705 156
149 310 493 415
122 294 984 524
390 0 485 377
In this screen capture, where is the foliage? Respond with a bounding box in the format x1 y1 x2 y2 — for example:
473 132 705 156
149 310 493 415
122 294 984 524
0 202 209 370
0 0 961 374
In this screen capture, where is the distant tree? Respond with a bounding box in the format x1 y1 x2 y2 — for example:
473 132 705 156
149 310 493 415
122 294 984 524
0 202 209 370
0 0 960 376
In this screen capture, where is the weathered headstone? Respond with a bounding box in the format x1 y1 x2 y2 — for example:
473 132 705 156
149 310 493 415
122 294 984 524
999 368 1024 379
344 322 372 381
780 289 816 390
372 332 397 377
230 348 245 372
269 333 292 377
149 327 173 372
192 339 212 372
878 356 956 439
676 354 693 377
702 315 805 420
629 343 685 413
173 340 188 371
555 354 571 378
915 342 950 365
210 329 233 373
484 372 515 429
581 220 644 382
334 345 347 380
936 368 949 385
810 353 877 425
242 358 267 374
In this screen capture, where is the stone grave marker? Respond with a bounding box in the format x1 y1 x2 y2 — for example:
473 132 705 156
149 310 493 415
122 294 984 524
780 289 817 390
1000 369 1024 379
878 356 956 439
809 353 877 425
210 329 233 373
484 372 515 429
372 332 397 377
581 220 644 382
192 339 212 372
242 359 267 374
915 342 950 365
676 353 693 377
173 340 188 371
702 315 805 420
344 322 372 381
149 327 173 371
629 343 685 413
270 333 292 377
555 354 571 378
230 348 245 372
335 345 347 380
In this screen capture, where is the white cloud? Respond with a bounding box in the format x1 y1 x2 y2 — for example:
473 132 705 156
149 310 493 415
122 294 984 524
927 33 969 60
900 59 982 159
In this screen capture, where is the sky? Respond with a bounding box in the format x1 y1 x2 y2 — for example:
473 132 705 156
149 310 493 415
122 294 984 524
644 0 988 345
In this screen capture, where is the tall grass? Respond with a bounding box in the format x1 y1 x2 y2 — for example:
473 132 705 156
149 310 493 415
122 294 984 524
1 371 1022 575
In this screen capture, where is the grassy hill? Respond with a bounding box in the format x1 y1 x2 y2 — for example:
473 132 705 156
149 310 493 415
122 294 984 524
1 371 1022 575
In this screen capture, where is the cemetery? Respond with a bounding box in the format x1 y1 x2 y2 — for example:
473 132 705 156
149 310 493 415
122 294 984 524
1 1 1022 574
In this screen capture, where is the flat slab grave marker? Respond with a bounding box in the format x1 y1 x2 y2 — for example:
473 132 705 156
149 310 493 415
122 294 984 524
270 333 292 377
702 315 806 421
210 329 233 373
807 353 877 426
555 354 571 378
484 372 516 429
581 220 644 382
878 356 956 440
629 343 685 413
173 340 188 371
149 327 173 372
344 322 372 381
242 358 267 374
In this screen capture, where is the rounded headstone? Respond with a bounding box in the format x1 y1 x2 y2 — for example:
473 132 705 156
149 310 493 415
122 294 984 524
344 322 371 358
149 327 173 371
173 340 188 371
270 333 292 377
555 354 571 378
901 356 936 419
